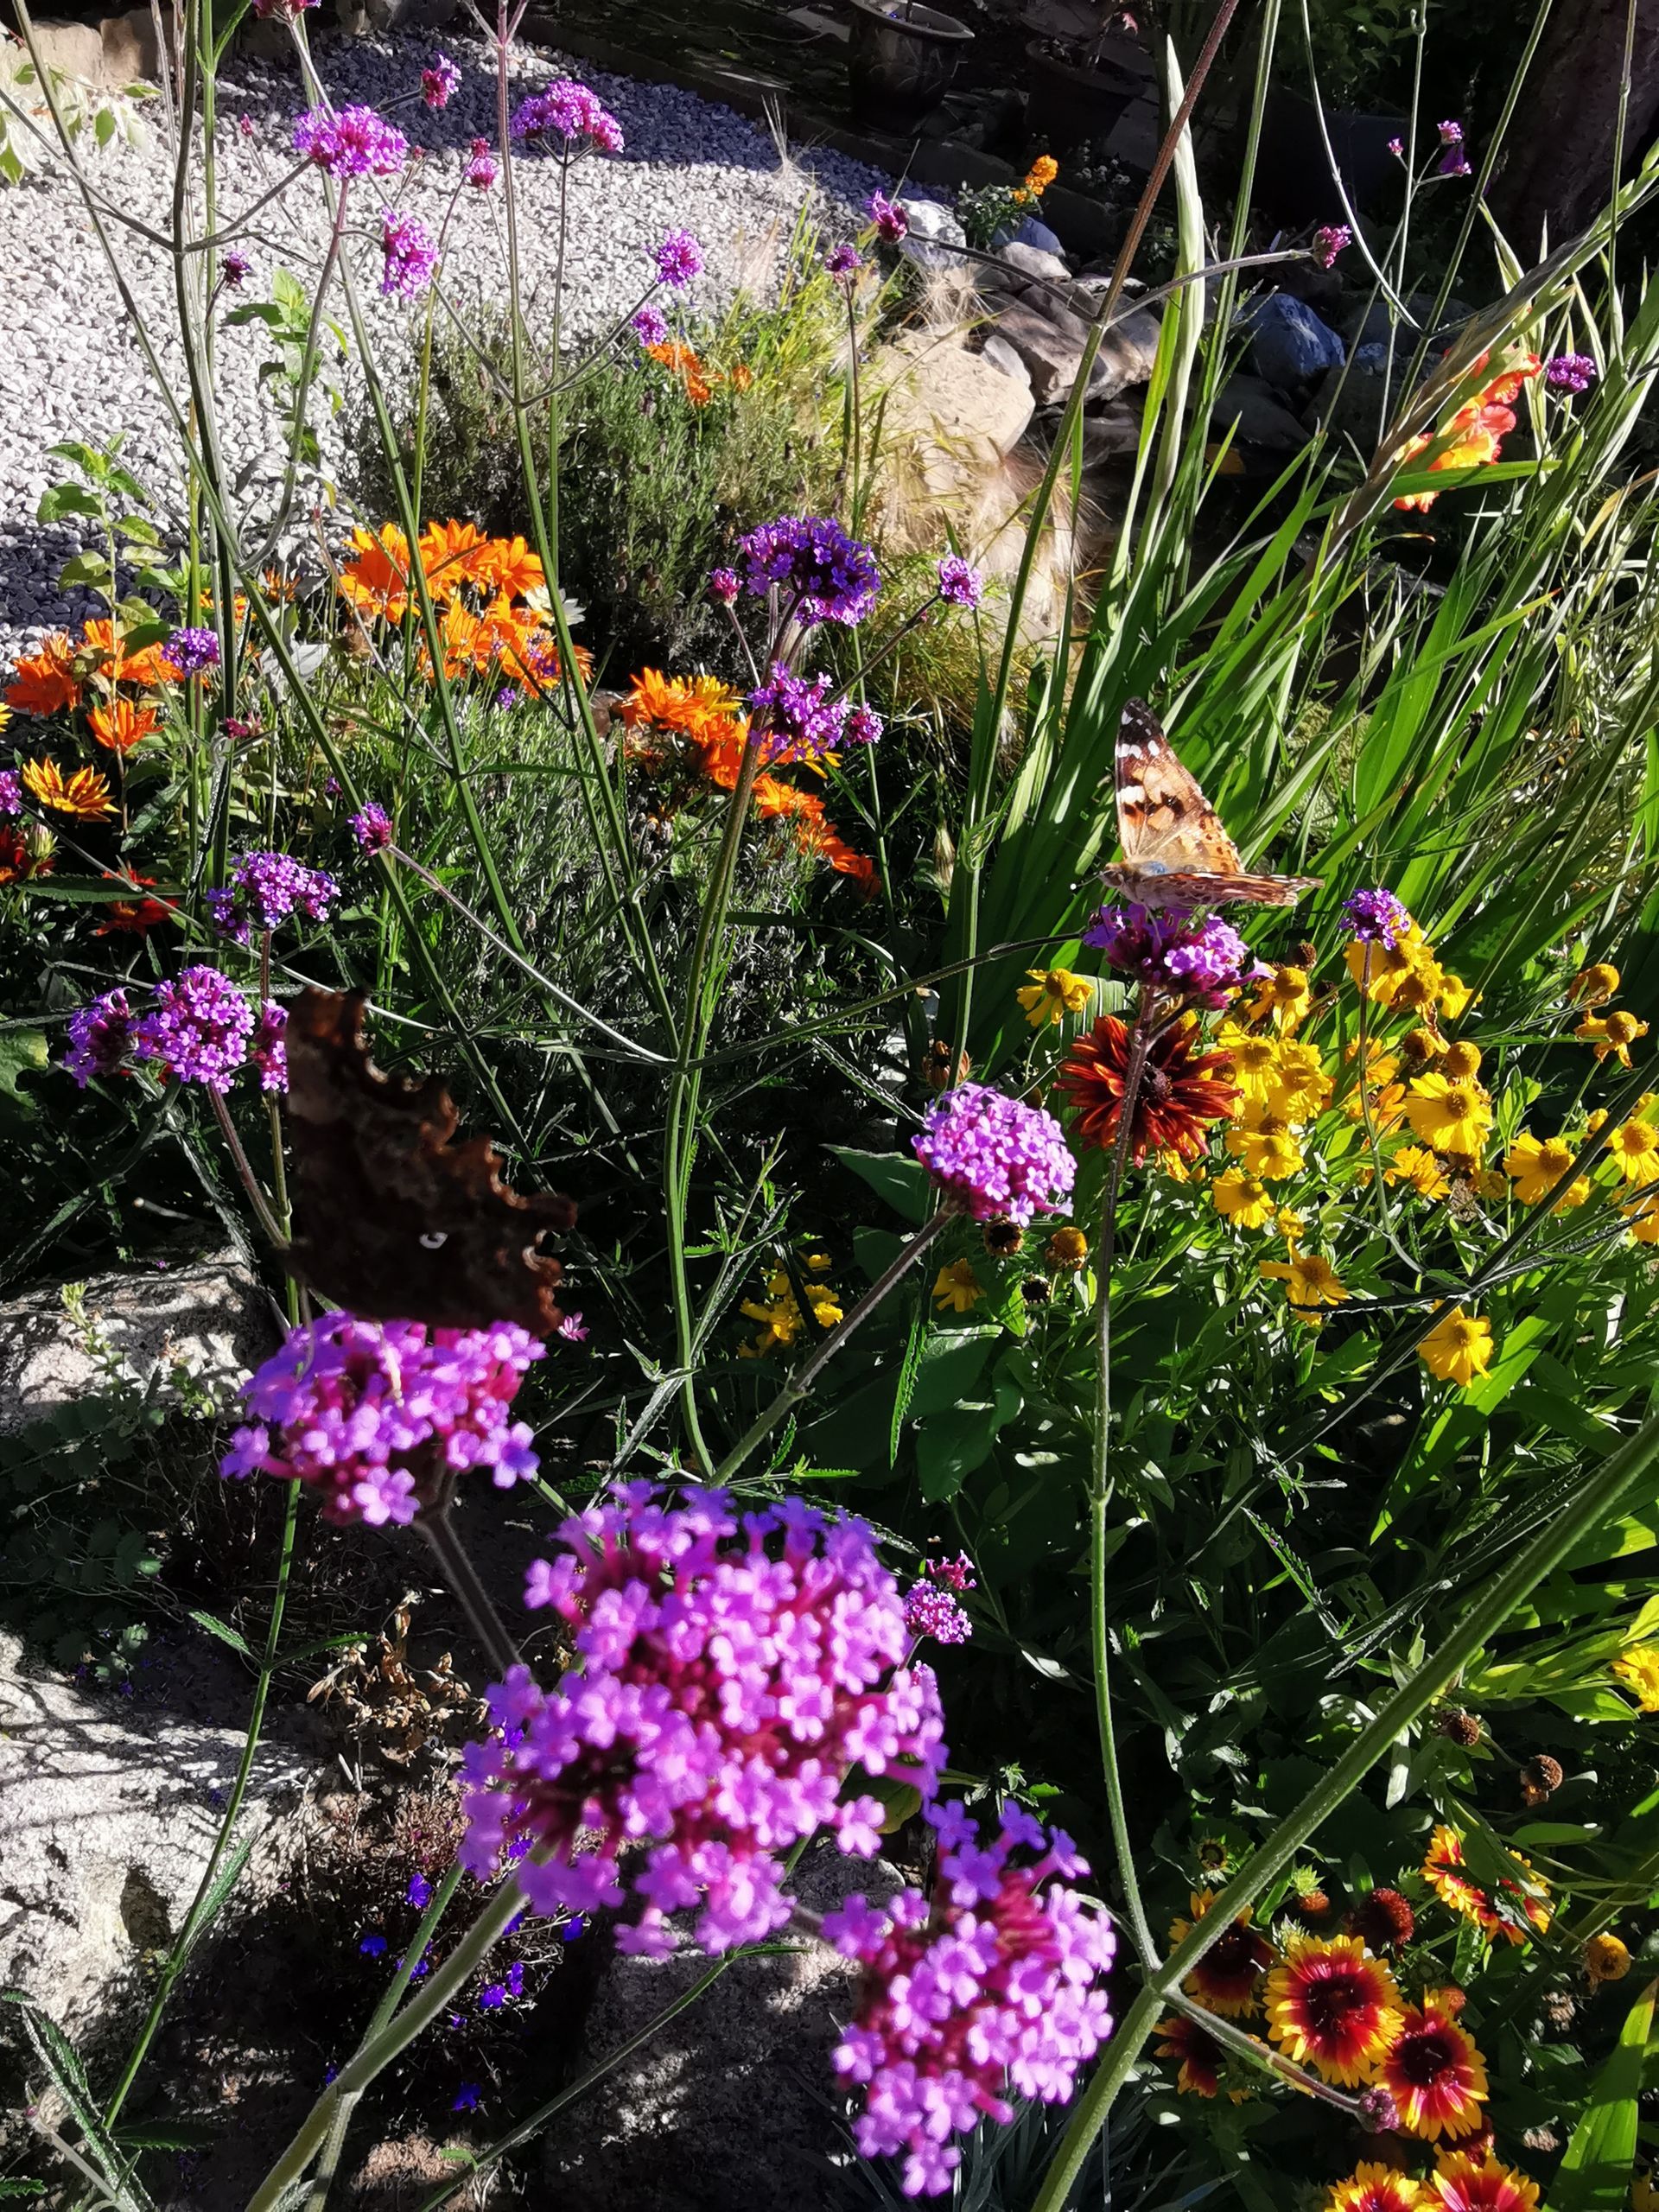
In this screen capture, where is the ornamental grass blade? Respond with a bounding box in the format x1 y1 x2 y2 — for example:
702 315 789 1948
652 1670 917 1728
1547 1976 1657 2210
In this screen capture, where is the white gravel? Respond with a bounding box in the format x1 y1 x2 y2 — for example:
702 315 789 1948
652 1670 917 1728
0 30 890 664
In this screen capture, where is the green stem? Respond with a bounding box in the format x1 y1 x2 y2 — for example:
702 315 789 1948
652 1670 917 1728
417 1507 522 1680
1031 1397 1659 2212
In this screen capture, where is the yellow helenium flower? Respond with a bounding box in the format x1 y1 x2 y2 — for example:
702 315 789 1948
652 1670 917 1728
1247 963 1313 1032
1419 1306 1494 1389
1212 1169 1275 1228
1267 1039 1332 1120
932 1260 983 1313
1387 1144 1451 1199
1624 1192 1659 1243
1261 1252 1348 1307
1572 962 1619 1006
1438 971 1474 1020
1226 1116 1306 1179
1046 1226 1088 1270
1344 922 1430 1006
21 756 115 819
1578 1010 1649 1065
1016 968 1093 1028
1405 1073 1493 1158
1607 1120 1659 1185
1440 1039 1481 1080
1217 1020 1282 1100
1275 1208 1305 1243
1612 1643 1659 1713
1504 1132 1577 1205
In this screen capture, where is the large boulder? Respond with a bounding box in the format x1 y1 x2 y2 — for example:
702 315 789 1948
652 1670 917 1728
992 299 1160 406
1237 293 1346 391
1211 373 1312 454
896 197 968 276
874 327 1035 466
0 1251 276 1437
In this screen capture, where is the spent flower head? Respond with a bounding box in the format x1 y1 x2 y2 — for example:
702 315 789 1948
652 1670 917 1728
913 1083 1077 1225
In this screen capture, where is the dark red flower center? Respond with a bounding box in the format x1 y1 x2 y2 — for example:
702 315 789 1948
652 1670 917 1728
1301 1967 1371 2037
1395 2026 1459 2086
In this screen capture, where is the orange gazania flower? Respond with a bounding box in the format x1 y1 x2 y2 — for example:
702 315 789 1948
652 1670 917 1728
1264 1934 1402 2086
89 699 160 753
5 632 81 716
1058 1014 1240 1164
416 518 493 598
1430 2154 1540 2212
474 532 544 601
338 523 416 623
1326 2164 1426 2212
1167 1891 1274 2018
1154 2013 1225 2097
22 757 115 819
1377 1993 1488 2140
645 339 714 405
79 618 168 687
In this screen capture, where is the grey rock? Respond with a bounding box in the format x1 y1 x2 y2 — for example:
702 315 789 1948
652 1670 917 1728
99 10 162 83
978 330 1033 390
0 1251 276 1436
1236 293 1345 391
995 298 1160 406
19 18 105 83
995 238 1071 295
1212 372 1312 452
896 195 968 274
1091 306 1161 397
1080 397 1142 465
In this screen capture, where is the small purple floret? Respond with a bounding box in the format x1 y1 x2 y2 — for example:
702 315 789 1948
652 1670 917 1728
65 988 136 1088
631 303 668 346
707 566 739 605
464 137 499 190
866 189 908 244
132 966 255 1092
1546 353 1598 395
913 1083 1076 1226
1084 904 1262 1007
351 803 394 853
0 771 21 816
381 209 440 300
936 555 982 609
209 849 339 943
162 626 220 678
421 53 460 109
824 240 862 281
221 249 253 288
1312 223 1351 270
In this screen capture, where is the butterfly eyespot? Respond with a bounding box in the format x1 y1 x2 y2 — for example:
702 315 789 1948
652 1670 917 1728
419 1230 448 1250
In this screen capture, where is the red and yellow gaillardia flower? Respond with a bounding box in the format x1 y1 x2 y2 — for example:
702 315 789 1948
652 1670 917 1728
1154 2012 1226 2097
1421 1825 1495 1931
1264 1934 1402 2085
1430 2153 1541 2212
1166 1891 1275 2018
1376 1991 1488 2140
1325 2163 1426 2212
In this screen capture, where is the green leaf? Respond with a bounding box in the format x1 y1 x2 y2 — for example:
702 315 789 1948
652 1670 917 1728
35 483 102 523
57 550 112 590
185 1606 254 1659
828 1144 927 1225
0 1029 48 1119
1547 1976 1656 2210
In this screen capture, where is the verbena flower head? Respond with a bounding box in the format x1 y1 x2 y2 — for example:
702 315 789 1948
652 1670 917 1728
293 103 410 179
708 565 739 605
65 988 136 1088
162 626 220 678
1313 223 1351 269
824 1801 1116 2197
1084 904 1261 1007
1436 119 1471 177
903 1579 973 1645
845 704 883 747
132 966 255 1092
632 303 668 345
936 555 983 609
748 665 855 764
222 1313 546 1526
351 802 394 853
458 1484 947 1955
0 771 21 815
913 1083 1077 1225
736 515 880 626
422 53 460 108
1546 353 1598 394
867 189 908 243
464 137 499 189
511 78 624 151
207 849 339 944
1342 887 1411 948
251 1001 288 1093
381 209 440 299
653 228 704 290
221 249 253 288
824 240 862 281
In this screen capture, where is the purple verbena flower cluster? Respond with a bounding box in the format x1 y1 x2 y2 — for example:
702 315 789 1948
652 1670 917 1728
0 770 21 815
351 802 394 853
1341 886 1411 948
510 79 624 153
132 966 256 1092
1312 223 1351 269
65 988 136 1089
748 665 880 764
632 302 668 346
825 1800 1116 2197
912 1084 1077 1226
251 1001 288 1093
221 249 253 289
381 209 441 299
1436 118 1471 177
1546 353 1598 394
421 53 460 108
221 1313 546 1526
458 1485 948 1955
464 137 499 190
162 626 220 677
707 566 739 605
292 104 410 180
736 515 880 626
652 228 704 290
1083 904 1262 1007
207 849 339 944
824 240 862 281
903 1575 974 1646
867 190 908 244
935 555 982 609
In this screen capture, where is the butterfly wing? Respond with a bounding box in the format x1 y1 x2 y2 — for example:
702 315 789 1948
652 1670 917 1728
1115 698 1247 878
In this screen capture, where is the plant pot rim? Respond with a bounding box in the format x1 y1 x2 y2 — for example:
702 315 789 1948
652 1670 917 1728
849 0 976 43
1025 36 1141 88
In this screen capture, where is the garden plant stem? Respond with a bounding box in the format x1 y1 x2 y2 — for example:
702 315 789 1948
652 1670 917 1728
417 1506 522 1679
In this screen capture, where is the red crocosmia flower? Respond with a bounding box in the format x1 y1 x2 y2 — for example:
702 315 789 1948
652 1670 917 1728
1377 1992 1488 2140
1154 2012 1225 2096
1430 2154 1541 2212
1167 1891 1274 2017
1265 1934 1402 2086
1057 1014 1238 1163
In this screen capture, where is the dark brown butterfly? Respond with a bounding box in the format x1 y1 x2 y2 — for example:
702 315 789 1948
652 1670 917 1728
283 988 575 1337
1100 698 1321 911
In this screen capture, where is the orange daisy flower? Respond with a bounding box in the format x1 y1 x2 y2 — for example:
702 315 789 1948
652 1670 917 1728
1377 1993 1488 2140
474 532 545 601
89 699 160 753
5 632 82 716
1167 1891 1275 2018
1325 2164 1425 2212
1154 2013 1226 2097
1264 1934 1402 2086
22 757 115 819
1430 2155 1540 2212
79 618 168 688
417 518 493 598
338 523 415 623
1058 1015 1240 1164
